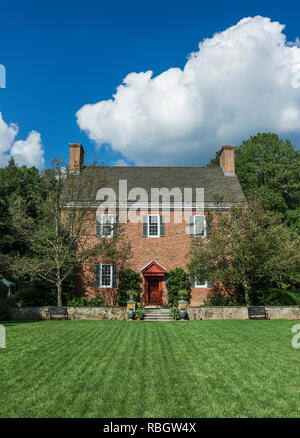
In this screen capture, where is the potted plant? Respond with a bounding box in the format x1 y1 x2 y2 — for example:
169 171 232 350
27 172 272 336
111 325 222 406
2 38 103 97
135 303 144 320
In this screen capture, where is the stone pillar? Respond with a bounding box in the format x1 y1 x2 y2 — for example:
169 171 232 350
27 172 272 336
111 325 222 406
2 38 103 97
127 296 136 320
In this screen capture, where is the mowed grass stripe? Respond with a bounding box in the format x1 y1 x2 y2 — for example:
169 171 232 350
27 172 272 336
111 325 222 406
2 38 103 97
0 320 300 417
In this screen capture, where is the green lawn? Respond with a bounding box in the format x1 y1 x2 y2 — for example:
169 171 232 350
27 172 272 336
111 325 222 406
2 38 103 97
0 320 300 418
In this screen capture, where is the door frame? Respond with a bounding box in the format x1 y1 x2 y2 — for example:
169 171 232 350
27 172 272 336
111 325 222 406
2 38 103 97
144 276 163 306
141 260 167 306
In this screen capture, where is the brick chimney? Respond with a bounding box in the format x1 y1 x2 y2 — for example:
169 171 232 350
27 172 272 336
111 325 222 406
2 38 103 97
219 145 235 175
69 143 84 174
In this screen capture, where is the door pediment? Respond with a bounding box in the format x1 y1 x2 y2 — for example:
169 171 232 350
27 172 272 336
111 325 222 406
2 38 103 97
141 260 166 276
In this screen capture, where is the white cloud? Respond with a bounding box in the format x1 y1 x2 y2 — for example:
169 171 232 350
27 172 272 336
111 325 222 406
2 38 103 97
0 112 45 168
76 16 300 165
112 158 129 166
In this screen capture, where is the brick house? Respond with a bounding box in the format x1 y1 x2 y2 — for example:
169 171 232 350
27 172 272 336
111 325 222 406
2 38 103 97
68 143 245 306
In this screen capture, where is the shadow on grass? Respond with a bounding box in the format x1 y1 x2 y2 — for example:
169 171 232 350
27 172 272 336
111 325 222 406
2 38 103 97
0 320 50 327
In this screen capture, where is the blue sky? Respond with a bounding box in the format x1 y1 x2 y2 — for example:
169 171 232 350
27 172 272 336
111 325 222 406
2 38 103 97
1 0 300 168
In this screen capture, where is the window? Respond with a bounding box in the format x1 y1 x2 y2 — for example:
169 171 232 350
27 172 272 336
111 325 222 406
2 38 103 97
189 215 206 237
96 214 116 237
148 214 159 237
142 214 165 237
95 264 117 288
101 264 112 287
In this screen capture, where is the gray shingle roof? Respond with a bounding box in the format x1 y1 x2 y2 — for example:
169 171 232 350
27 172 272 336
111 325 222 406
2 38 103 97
79 165 245 205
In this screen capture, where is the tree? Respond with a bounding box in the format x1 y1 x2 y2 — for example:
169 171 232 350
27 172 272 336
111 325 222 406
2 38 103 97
166 267 191 307
207 133 300 233
11 159 131 306
189 197 300 305
235 133 300 216
0 158 46 279
118 268 141 306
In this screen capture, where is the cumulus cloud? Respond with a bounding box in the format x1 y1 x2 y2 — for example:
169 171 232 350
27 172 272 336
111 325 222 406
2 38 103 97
0 112 45 168
76 16 300 165
112 158 129 166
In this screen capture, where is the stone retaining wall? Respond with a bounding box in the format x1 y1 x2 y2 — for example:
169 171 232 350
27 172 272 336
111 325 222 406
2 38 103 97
8 306 127 321
188 306 248 320
187 306 300 320
7 305 300 321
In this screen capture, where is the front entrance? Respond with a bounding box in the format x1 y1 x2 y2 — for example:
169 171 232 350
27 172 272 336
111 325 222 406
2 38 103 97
141 260 167 306
147 277 162 305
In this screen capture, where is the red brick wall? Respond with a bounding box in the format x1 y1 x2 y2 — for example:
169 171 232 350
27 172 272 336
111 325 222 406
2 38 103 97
219 145 235 174
77 210 210 306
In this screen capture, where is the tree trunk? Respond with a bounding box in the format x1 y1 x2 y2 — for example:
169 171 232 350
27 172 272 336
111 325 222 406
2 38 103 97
243 281 251 306
57 280 62 307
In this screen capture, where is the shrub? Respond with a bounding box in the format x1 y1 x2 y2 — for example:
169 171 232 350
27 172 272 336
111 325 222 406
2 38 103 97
127 289 139 301
166 268 191 307
204 287 300 306
170 307 180 320
255 288 300 306
15 288 56 307
118 269 141 306
15 276 73 307
0 301 9 321
66 297 103 307
203 295 240 306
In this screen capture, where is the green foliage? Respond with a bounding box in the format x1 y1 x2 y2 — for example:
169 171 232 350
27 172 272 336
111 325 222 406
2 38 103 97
170 307 180 320
66 297 103 307
0 301 9 321
15 276 73 306
207 150 220 167
207 133 300 234
166 268 191 307
252 288 300 306
235 133 300 214
189 198 300 306
203 295 240 306
15 289 56 307
118 269 141 306
0 158 47 280
134 303 144 319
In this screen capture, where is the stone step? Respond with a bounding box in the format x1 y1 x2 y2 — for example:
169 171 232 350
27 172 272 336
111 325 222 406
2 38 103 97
144 310 171 314
144 306 165 309
143 307 174 321
144 317 174 321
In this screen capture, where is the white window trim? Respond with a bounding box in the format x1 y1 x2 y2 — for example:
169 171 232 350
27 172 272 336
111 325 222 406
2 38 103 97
147 214 160 238
100 263 113 288
193 214 207 238
195 279 208 288
98 214 114 238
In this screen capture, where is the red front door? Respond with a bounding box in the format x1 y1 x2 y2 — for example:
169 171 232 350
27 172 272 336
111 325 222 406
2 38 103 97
147 277 162 305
